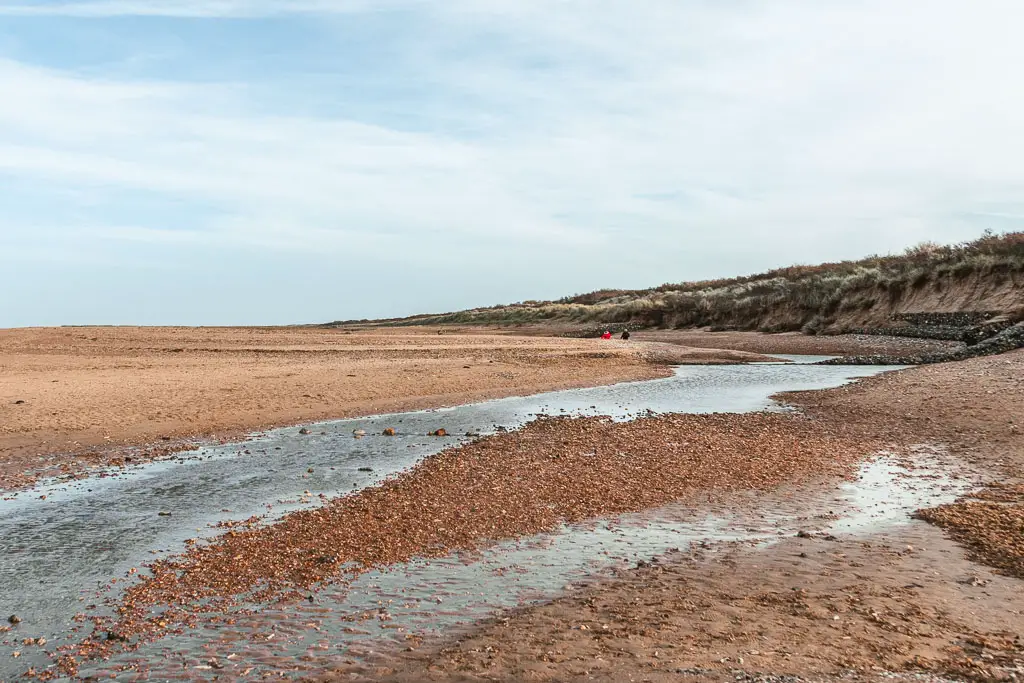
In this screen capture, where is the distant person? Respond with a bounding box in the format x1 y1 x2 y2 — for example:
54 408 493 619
620 330 630 340
601 330 612 340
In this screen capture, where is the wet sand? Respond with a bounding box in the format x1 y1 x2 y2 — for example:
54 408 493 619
365 526 1022 683
89 414 873 643
632 328 963 357
0 326 772 490
318 349 1024 682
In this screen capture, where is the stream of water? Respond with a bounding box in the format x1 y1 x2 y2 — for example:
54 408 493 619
1 358 930 679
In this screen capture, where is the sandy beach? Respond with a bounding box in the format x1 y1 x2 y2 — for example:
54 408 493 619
3 329 1021 681
0 326 774 490
6 4 1022 678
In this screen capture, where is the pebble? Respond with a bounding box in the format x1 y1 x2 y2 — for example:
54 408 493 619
84 411 875 655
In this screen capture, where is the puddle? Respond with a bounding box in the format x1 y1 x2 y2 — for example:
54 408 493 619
0 359 906 679
78 451 979 680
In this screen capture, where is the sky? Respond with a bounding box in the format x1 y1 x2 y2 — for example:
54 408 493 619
1 1 1023 326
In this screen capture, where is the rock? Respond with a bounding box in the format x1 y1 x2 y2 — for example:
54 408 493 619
298 428 311 435
358 467 373 472
157 511 172 516
353 429 367 437
13 400 25 405
796 530 812 538
8 615 21 625
382 428 396 436
431 429 448 437
957 575 990 586
820 322 1024 366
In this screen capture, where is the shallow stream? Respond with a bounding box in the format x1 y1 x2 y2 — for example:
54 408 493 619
0 357 933 679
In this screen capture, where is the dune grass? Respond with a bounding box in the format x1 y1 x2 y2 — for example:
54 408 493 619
326 231 1024 333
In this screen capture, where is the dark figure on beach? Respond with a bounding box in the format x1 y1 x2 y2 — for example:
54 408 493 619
621 330 630 340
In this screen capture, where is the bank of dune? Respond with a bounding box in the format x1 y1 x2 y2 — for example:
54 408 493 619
333 232 1024 339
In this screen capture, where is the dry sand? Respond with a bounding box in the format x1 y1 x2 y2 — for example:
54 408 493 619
0 326 771 490
482 325 964 356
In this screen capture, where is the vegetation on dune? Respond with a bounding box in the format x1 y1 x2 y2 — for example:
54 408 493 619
326 231 1024 333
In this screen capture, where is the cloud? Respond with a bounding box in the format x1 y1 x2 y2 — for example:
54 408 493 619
0 56 599 259
1 0 1023 324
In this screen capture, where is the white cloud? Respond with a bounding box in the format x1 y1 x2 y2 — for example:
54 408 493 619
0 56 600 256
2 0 1023 324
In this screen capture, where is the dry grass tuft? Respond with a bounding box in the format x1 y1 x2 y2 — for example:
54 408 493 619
335 231 1024 333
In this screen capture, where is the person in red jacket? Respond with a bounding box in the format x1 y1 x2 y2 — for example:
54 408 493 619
601 330 612 340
